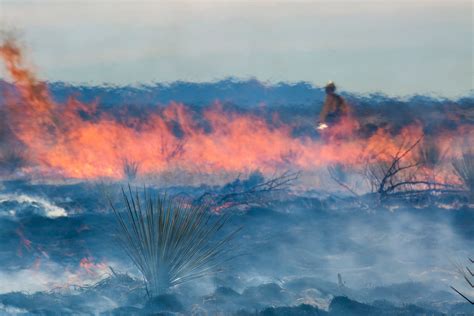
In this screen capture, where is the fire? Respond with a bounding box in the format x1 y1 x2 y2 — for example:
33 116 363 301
16 227 32 257
61 257 109 287
0 39 472 183
79 257 108 277
41 257 110 290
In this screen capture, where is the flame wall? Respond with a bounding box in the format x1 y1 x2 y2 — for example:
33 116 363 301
0 40 472 182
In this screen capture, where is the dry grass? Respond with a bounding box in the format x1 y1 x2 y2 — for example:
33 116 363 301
418 139 443 168
122 159 139 181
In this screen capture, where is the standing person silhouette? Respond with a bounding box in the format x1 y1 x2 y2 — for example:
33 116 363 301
318 81 350 129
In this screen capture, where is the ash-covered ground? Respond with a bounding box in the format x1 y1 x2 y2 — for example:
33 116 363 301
0 178 472 315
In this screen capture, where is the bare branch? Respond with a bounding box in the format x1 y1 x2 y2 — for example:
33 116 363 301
364 135 457 200
195 171 300 211
328 165 371 210
328 165 359 198
385 180 459 194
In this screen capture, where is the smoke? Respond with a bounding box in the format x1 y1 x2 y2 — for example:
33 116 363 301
224 202 473 298
0 194 67 218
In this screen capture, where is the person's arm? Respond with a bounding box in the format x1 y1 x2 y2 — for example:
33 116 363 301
319 97 332 122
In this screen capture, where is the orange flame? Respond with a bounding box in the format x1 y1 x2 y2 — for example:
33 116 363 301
0 39 472 183
16 227 32 257
79 257 108 276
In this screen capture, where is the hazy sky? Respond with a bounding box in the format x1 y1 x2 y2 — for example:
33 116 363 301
0 0 472 97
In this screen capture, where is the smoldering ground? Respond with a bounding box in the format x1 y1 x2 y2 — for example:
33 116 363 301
0 180 472 314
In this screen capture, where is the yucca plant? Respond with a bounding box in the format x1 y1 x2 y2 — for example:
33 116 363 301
451 258 474 304
453 151 474 201
110 187 239 297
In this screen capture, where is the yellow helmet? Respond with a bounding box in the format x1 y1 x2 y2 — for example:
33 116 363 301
325 81 336 92
325 81 335 88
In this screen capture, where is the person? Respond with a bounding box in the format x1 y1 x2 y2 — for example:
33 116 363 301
318 81 350 127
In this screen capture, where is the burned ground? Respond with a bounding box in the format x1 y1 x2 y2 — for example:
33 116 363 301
0 179 473 315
